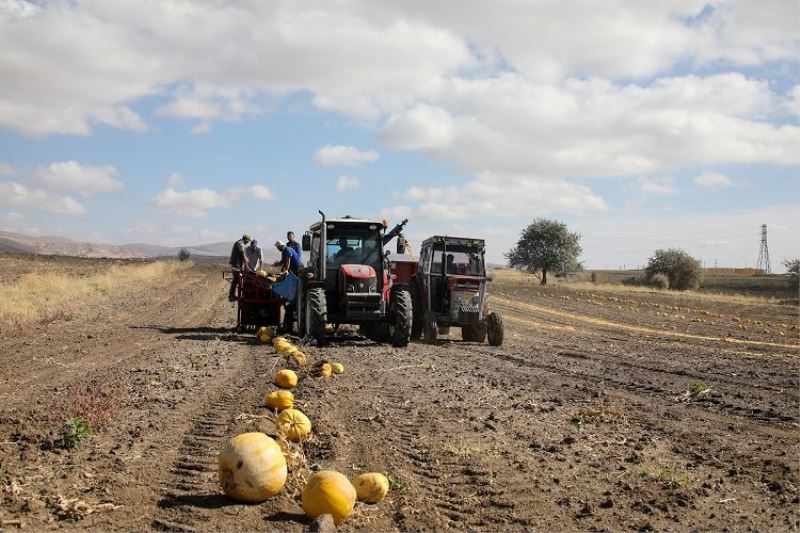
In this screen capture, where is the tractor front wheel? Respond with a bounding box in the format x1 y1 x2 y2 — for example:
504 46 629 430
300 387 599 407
390 289 412 347
462 323 487 343
487 312 504 346
305 288 327 345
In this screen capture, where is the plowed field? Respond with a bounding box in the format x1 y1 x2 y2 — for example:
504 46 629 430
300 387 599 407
1 258 798 531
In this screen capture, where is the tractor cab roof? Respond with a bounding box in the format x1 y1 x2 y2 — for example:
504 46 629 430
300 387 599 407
309 215 384 233
421 235 486 249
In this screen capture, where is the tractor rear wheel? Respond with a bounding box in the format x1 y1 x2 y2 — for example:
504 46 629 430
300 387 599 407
390 289 412 347
487 312 504 346
410 287 423 341
424 312 438 344
305 288 327 345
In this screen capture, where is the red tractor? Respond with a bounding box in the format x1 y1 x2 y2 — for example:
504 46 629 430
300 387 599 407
297 212 413 346
409 235 503 345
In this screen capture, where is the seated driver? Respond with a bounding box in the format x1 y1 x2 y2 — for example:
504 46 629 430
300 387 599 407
335 236 356 262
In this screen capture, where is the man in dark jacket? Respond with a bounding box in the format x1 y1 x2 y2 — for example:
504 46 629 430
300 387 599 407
286 231 302 267
228 234 251 301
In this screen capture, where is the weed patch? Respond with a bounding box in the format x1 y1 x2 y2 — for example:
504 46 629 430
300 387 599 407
59 417 91 449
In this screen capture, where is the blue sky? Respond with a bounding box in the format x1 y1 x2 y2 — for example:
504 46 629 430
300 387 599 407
0 0 798 269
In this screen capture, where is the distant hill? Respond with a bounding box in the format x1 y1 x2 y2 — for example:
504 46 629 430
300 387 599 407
0 230 280 260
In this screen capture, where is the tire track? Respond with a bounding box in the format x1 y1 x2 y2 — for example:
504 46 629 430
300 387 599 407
152 346 263 531
459 340 798 427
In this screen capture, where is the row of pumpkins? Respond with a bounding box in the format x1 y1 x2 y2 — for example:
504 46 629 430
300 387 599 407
216 326 388 525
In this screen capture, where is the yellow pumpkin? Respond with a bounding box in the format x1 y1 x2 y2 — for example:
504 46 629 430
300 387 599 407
272 336 289 347
353 473 389 504
218 433 287 502
275 408 312 442
291 352 307 368
265 390 294 411
275 342 295 356
274 369 298 389
302 470 357 524
331 363 344 374
319 363 332 377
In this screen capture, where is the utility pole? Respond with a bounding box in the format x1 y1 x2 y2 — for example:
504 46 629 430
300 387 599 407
756 224 771 274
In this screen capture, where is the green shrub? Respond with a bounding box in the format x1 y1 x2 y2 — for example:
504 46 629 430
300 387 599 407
645 248 703 291
784 259 799 292
648 273 670 290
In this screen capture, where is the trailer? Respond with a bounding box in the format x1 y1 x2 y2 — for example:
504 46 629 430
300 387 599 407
223 270 287 332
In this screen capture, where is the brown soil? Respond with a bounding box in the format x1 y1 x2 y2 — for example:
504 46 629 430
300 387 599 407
0 259 797 531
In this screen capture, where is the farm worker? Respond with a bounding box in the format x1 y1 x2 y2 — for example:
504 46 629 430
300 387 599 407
246 239 264 272
286 231 303 267
228 234 252 301
274 240 301 276
274 240 301 332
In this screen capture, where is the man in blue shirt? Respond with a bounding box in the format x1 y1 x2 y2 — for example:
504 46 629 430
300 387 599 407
286 231 303 268
274 240 301 332
274 240 300 276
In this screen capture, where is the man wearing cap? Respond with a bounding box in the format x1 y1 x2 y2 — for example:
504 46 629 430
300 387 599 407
228 234 251 301
246 239 263 272
274 240 300 276
274 240 301 332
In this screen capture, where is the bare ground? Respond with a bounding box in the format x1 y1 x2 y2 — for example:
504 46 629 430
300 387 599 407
0 259 798 531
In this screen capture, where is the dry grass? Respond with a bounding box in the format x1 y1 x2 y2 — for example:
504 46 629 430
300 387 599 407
0 260 192 325
493 268 790 307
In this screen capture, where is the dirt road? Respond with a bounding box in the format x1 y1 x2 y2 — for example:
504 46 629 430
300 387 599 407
1 262 797 531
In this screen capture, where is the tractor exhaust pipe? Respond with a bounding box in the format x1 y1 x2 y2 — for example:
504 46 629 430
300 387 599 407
319 210 326 281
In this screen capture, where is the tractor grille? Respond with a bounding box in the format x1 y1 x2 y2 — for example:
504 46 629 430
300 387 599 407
458 309 480 323
345 293 383 319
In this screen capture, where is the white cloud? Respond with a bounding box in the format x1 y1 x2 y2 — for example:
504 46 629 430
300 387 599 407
190 122 212 135
313 145 379 166
0 211 24 222
249 185 275 200
639 176 678 197
379 105 454 150
9 1 792 137
33 160 123 196
377 73 798 183
156 83 259 121
151 186 242 218
165 172 185 188
0 0 797 221
0 163 13 176
694 171 733 188
786 85 800 116
389 174 607 220
0 181 88 216
335 175 361 192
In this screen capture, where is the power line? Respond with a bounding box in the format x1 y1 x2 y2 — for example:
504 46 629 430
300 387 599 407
581 236 756 251
579 226 756 242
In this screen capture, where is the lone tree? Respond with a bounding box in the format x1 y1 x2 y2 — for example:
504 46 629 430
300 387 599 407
645 248 703 290
177 248 191 262
506 218 582 285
